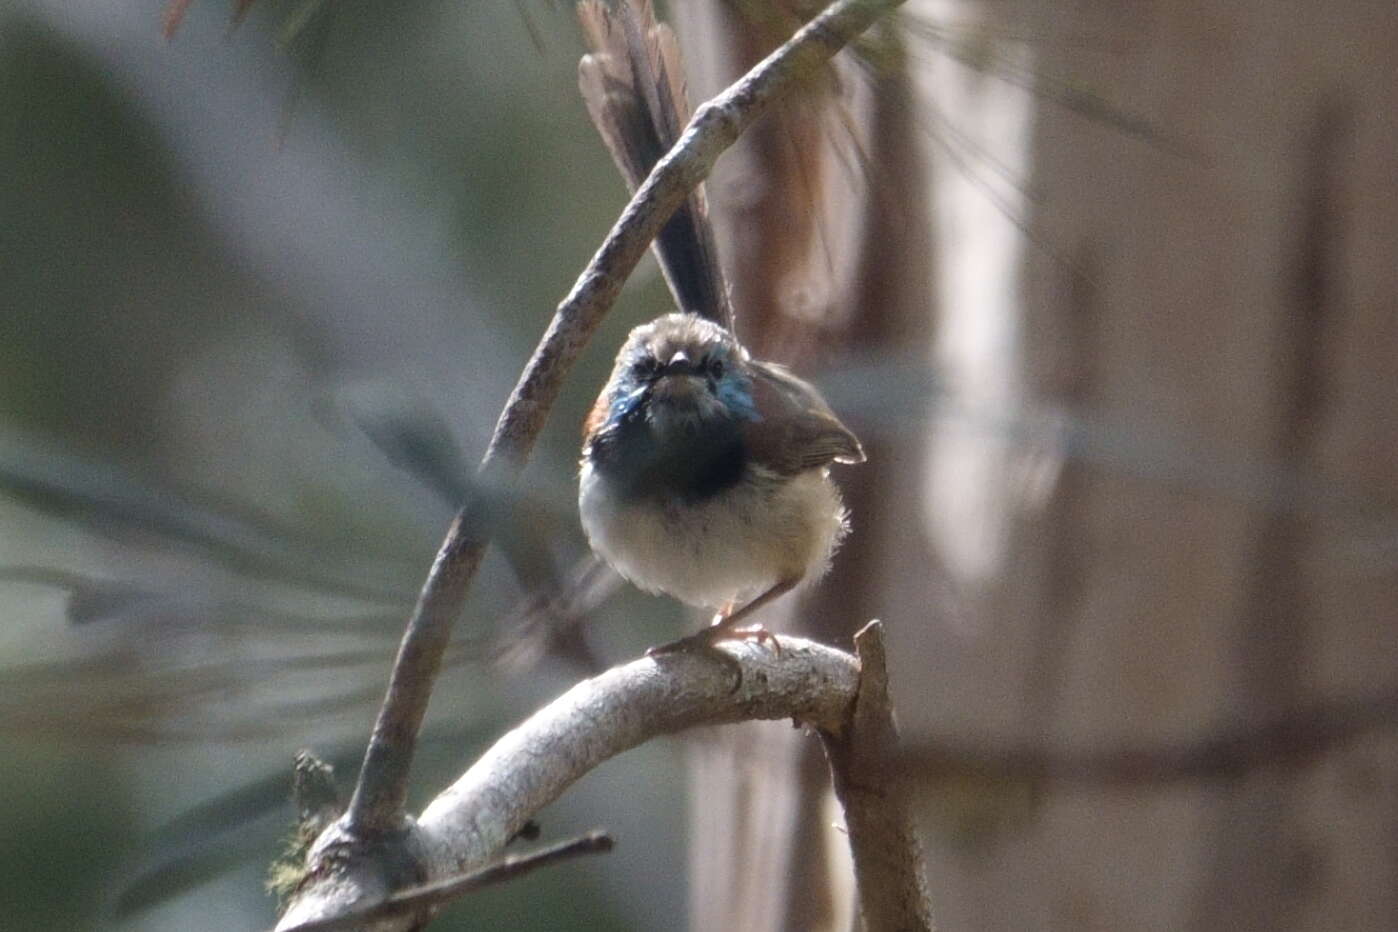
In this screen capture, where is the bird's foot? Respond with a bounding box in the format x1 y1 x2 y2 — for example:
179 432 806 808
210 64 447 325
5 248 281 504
646 620 781 691
648 618 782 656
720 622 782 656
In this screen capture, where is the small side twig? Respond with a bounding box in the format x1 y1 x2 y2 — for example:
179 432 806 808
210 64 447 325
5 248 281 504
277 832 614 932
344 0 909 838
292 751 344 833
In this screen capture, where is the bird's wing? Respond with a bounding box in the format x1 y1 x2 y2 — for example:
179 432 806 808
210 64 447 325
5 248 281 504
742 360 865 475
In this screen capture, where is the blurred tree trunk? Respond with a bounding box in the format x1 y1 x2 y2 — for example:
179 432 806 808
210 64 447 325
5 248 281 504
680 0 1397 929
950 2 1398 929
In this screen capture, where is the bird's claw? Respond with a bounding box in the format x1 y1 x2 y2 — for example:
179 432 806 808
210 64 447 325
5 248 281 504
646 623 782 692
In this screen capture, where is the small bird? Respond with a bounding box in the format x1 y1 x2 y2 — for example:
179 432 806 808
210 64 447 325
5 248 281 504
574 0 863 653
579 313 864 651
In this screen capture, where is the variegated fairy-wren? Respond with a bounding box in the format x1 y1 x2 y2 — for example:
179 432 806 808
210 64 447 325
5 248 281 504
574 0 864 650
579 314 864 649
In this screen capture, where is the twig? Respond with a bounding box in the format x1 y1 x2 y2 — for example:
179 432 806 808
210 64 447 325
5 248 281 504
822 622 935 932
275 636 861 930
276 832 614 932
344 0 909 838
292 751 344 832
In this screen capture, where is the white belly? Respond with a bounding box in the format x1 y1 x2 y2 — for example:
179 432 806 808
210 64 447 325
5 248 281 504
578 462 848 610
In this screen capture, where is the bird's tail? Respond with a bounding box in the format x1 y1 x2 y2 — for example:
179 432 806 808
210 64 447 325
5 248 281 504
578 0 734 331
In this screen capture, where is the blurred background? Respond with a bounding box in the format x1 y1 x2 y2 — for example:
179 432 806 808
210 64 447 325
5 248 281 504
1 0 1395 930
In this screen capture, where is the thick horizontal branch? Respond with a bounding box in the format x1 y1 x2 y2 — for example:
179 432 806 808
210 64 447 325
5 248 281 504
276 636 860 931
417 637 859 872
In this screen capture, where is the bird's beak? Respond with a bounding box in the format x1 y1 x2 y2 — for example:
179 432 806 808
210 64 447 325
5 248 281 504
651 372 705 403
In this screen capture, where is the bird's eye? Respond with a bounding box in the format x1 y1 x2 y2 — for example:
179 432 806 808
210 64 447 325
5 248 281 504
632 357 659 379
707 356 724 378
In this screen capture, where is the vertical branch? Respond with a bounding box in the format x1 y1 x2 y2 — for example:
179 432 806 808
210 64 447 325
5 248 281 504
823 622 935 931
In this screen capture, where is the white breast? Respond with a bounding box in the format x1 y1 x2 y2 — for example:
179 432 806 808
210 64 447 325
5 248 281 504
578 461 848 611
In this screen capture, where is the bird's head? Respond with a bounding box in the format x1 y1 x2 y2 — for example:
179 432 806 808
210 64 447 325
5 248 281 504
588 313 758 445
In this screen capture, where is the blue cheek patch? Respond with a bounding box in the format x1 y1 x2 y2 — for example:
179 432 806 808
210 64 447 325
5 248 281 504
604 346 759 429
715 374 760 422
608 381 648 423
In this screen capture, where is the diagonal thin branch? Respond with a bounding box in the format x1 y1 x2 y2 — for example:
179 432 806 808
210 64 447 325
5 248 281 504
344 0 909 837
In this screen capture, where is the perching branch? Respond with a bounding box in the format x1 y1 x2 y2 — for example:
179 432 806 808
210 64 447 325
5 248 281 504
344 0 909 839
276 635 863 931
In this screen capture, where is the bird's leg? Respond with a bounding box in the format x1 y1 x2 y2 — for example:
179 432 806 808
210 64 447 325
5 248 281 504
649 577 798 660
702 579 799 653
708 601 735 627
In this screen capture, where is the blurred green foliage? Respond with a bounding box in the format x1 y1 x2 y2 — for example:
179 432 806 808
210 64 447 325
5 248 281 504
0 747 137 930
0 1 686 928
